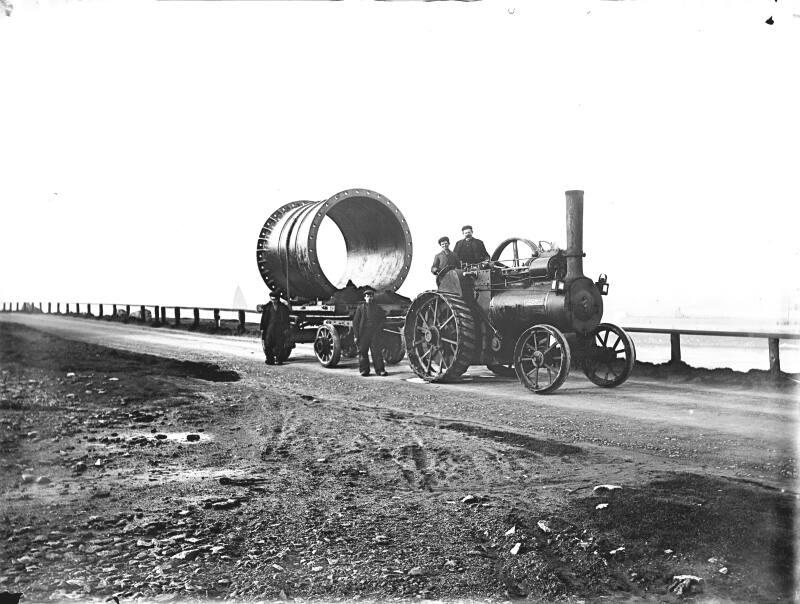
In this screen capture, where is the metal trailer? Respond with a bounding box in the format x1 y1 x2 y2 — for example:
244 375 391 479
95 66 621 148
255 189 413 367
402 190 636 394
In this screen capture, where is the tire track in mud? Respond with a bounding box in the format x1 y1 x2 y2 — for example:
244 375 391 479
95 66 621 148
297 396 580 495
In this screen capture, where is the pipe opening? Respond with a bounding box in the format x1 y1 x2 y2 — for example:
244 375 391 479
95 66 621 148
324 195 410 291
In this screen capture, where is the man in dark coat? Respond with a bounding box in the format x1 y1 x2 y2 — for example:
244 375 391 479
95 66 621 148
453 225 490 266
353 287 387 377
260 290 291 365
430 236 460 286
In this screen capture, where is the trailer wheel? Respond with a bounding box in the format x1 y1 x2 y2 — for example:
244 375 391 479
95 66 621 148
381 332 406 365
582 323 636 387
404 291 477 382
279 342 293 363
314 324 341 368
513 324 571 394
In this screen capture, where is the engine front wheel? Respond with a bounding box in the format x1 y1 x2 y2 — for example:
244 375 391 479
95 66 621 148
581 323 636 387
513 324 571 394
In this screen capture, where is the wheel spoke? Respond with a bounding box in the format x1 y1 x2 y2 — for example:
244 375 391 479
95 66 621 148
543 341 559 356
439 313 455 329
611 335 622 351
440 336 458 346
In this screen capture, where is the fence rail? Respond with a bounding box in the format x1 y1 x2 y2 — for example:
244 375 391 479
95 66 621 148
2 301 798 375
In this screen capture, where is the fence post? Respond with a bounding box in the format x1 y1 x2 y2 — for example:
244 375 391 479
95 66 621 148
99 304 103 318
238 310 246 333
769 338 781 376
213 309 220 329
48 302 51 314
153 305 161 326
193 308 200 329
125 305 130 321
670 333 681 364
175 307 181 327
139 305 146 323
112 304 117 317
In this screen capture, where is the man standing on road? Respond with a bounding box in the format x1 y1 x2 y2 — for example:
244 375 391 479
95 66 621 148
353 287 387 377
453 225 490 266
430 236 460 286
260 290 290 365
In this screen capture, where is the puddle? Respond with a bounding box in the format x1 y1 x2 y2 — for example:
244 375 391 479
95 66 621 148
96 429 214 444
128 467 256 485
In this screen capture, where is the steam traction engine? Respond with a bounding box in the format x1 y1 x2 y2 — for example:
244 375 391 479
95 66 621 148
403 190 635 393
256 189 413 367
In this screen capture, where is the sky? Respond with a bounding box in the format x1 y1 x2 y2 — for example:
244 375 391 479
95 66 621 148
1 0 798 329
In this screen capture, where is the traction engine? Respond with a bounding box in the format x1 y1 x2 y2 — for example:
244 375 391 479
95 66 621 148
403 190 636 393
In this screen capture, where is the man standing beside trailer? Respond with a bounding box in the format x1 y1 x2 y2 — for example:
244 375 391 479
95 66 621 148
353 287 388 377
260 290 290 365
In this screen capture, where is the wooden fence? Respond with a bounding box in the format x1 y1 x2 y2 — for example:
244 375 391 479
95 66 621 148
2 301 798 375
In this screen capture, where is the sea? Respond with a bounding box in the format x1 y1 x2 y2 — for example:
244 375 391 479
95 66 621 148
619 316 800 374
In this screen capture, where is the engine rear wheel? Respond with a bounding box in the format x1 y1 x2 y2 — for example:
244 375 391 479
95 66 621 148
314 324 341 368
514 324 571 394
404 292 477 382
582 323 636 387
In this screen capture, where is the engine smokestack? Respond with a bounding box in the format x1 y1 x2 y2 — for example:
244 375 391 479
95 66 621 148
564 189 585 282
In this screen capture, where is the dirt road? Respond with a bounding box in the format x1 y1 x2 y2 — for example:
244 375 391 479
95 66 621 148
1 314 797 603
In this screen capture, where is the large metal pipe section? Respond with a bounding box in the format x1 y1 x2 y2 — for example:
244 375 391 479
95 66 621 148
564 189 585 283
256 189 413 301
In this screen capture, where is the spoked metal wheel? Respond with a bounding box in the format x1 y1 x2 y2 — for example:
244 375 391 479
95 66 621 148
403 292 477 382
582 323 636 387
278 342 293 363
381 332 406 365
486 363 516 377
490 237 541 267
513 324 571 394
314 324 341 368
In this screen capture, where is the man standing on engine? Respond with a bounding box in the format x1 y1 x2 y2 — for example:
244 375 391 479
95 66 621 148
431 236 460 285
260 290 290 365
453 225 490 266
353 287 388 377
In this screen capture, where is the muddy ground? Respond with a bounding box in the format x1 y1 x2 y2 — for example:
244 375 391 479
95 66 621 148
0 320 797 603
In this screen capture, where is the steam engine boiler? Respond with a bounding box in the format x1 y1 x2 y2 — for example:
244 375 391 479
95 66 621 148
403 190 635 393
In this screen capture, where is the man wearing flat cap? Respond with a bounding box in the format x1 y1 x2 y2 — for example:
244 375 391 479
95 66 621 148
353 287 387 377
453 225 490 266
260 290 291 365
430 236 460 285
